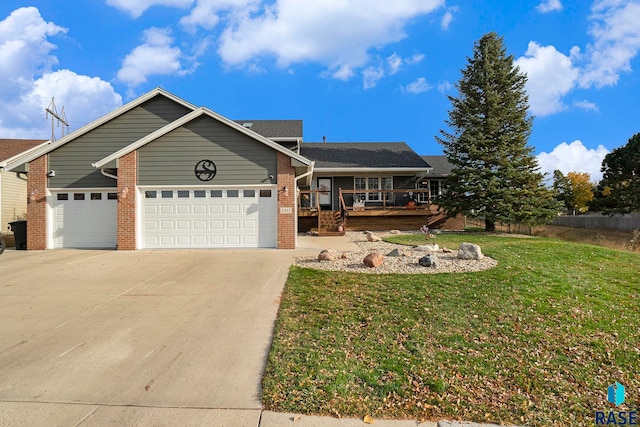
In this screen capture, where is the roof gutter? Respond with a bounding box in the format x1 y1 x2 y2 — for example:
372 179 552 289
313 167 431 174
295 161 315 187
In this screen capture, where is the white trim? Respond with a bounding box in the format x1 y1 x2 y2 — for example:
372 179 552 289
94 107 312 168
4 88 197 171
48 187 118 192
0 140 50 169
314 167 430 173
137 184 276 189
46 188 53 249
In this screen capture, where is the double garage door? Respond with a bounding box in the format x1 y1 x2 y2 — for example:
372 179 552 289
141 187 277 249
51 187 277 249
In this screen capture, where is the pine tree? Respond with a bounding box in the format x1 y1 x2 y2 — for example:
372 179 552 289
436 32 560 231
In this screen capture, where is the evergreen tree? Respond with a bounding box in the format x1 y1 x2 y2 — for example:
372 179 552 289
591 133 640 214
436 32 560 231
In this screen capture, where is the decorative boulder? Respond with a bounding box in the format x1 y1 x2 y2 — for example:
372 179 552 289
386 249 402 257
318 249 337 262
419 254 438 268
363 252 384 268
341 252 349 259
457 243 484 260
365 231 382 242
415 244 439 253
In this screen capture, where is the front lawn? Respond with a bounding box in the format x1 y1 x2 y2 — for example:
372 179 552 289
262 233 639 426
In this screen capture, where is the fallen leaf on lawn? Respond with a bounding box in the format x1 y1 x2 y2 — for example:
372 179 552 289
363 415 375 424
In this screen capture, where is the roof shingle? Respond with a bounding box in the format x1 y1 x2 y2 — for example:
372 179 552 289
421 155 453 177
301 142 429 169
0 139 47 163
233 120 302 139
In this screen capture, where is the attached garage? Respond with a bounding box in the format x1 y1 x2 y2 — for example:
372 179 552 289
51 190 118 248
140 186 277 249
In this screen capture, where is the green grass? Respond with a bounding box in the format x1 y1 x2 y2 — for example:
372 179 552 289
262 233 640 426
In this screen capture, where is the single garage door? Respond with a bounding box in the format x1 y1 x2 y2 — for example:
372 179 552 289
141 187 277 249
51 190 118 248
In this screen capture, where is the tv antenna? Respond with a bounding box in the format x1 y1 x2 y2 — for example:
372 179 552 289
45 98 69 141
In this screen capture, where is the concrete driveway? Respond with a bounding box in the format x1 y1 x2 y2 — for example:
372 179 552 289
0 248 294 426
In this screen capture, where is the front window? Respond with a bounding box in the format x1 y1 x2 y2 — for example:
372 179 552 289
354 177 393 202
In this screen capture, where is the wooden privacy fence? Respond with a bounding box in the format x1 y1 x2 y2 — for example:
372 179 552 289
552 213 640 231
464 217 532 235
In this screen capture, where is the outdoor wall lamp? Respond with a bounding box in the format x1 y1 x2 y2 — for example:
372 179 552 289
119 186 129 199
29 189 39 202
46 170 55 178
282 185 289 197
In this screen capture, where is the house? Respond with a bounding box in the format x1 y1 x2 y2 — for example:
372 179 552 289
4 88 461 250
0 139 48 244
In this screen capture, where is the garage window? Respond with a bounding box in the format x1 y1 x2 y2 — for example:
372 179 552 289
244 189 256 197
161 191 173 198
57 193 69 201
107 193 118 200
227 190 239 198
194 190 206 198
260 189 272 198
211 190 222 198
91 193 102 200
74 193 85 201
178 190 189 198
145 191 157 198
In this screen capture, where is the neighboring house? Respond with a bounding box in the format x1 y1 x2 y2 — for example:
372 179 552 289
4 88 460 250
0 139 48 240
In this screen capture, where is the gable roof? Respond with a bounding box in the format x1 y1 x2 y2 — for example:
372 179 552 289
421 155 453 176
0 139 48 166
94 107 312 168
3 88 197 171
233 120 302 139
301 142 430 171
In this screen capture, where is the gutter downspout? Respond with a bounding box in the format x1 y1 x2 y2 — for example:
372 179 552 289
100 169 118 180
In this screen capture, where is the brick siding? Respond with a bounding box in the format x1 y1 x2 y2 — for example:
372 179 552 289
117 151 137 250
26 155 47 250
277 152 296 249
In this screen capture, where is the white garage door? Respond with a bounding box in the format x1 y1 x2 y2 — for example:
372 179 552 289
51 190 118 248
141 187 277 249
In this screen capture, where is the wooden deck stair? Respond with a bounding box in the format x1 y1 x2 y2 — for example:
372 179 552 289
317 210 345 236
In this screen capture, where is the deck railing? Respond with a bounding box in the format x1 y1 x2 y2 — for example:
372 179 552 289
297 188 432 214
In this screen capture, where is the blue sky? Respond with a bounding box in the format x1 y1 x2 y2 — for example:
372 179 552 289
1 0 639 182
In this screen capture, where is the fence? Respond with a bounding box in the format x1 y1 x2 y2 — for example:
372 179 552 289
552 213 640 231
465 217 532 235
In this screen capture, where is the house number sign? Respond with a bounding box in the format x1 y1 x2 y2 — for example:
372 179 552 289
194 160 217 181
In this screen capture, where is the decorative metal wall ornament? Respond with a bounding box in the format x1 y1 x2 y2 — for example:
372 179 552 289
194 160 217 181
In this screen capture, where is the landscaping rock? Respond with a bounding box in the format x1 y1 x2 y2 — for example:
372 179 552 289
389 230 401 234
457 242 484 260
431 229 442 235
442 247 453 253
341 252 349 259
419 254 438 268
415 244 439 253
363 252 384 268
318 249 337 262
365 231 382 242
386 249 402 257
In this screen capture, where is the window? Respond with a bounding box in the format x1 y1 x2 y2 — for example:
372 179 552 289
354 177 393 202
194 190 206 198
430 180 441 197
161 191 173 198
260 189 272 198
74 193 85 201
177 190 189 198
227 190 239 198
57 193 69 201
91 193 102 200
145 191 157 199
243 189 255 198
211 190 222 198
107 193 118 200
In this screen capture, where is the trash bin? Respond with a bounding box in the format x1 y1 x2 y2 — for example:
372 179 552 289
9 220 27 250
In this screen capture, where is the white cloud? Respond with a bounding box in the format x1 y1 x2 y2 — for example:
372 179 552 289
363 66 385 89
402 77 432 94
536 0 563 13
579 0 640 88
0 7 121 139
117 27 193 87
573 99 599 112
217 0 444 78
106 0 194 18
387 53 403 75
180 0 257 30
441 6 459 30
437 81 453 94
515 42 580 116
536 140 609 182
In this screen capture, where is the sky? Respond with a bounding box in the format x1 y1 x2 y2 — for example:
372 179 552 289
1 0 639 183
